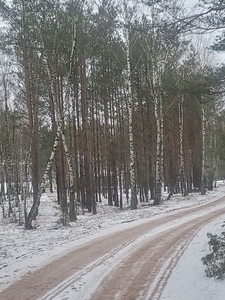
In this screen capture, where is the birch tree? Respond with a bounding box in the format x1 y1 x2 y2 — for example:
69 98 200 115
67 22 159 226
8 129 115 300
24 0 80 227
120 0 138 209
141 2 177 204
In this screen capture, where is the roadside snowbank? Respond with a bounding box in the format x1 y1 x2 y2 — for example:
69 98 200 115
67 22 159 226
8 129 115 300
160 215 225 300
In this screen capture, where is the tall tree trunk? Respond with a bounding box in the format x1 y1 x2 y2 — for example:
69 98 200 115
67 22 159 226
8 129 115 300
179 95 187 196
80 54 94 213
201 105 206 195
25 13 78 228
22 36 40 226
103 87 113 206
124 28 137 210
207 112 216 191
154 93 163 205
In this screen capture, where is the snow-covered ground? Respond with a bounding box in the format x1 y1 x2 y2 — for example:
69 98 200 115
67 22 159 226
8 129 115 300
160 214 225 300
1 182 225 299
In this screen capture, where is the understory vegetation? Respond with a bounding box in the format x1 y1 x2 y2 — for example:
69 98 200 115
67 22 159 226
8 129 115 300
202 224 225 280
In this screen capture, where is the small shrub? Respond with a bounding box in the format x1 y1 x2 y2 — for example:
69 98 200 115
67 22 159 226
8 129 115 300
202 228 225 280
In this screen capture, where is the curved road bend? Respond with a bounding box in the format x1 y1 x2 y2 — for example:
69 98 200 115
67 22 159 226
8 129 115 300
1 196 225 300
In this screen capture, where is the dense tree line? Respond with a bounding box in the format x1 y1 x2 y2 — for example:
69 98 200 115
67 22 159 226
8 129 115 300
0 0 225 228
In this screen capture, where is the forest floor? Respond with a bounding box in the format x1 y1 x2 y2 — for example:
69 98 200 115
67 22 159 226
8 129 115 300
1 183 225 299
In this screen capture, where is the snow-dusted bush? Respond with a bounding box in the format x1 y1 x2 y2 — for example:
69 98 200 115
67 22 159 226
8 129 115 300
202 228 225 280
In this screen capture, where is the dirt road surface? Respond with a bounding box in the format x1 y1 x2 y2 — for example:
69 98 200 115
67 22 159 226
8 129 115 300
1 196 225 300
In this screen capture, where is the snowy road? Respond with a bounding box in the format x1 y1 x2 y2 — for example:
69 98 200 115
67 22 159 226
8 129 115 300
1 196 225 300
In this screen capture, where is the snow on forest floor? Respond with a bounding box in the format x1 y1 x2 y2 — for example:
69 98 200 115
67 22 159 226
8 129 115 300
1 182 225 299
160 213 225 300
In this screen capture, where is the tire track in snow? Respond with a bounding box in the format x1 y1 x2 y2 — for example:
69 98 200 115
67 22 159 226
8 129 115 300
1 197 225 300
90 210 225 300
40 207 225 300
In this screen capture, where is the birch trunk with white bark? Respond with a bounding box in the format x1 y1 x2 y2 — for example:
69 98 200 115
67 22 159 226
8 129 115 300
151 4 163 205
124 29 137 210
207 114 216 191
154 93 163 205
25 13 78 229
201 105 206 195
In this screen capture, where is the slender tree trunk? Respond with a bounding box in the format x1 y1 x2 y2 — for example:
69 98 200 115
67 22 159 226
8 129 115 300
22 38 40 226
207 113 216 191
103 88 113 206
179 95 187 196
124 28 137 210
80 54 94 213
154 95 163 205
201 105 206 195
25 13 78 228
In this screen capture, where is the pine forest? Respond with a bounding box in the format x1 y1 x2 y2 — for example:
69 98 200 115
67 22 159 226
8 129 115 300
1 0 225 229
